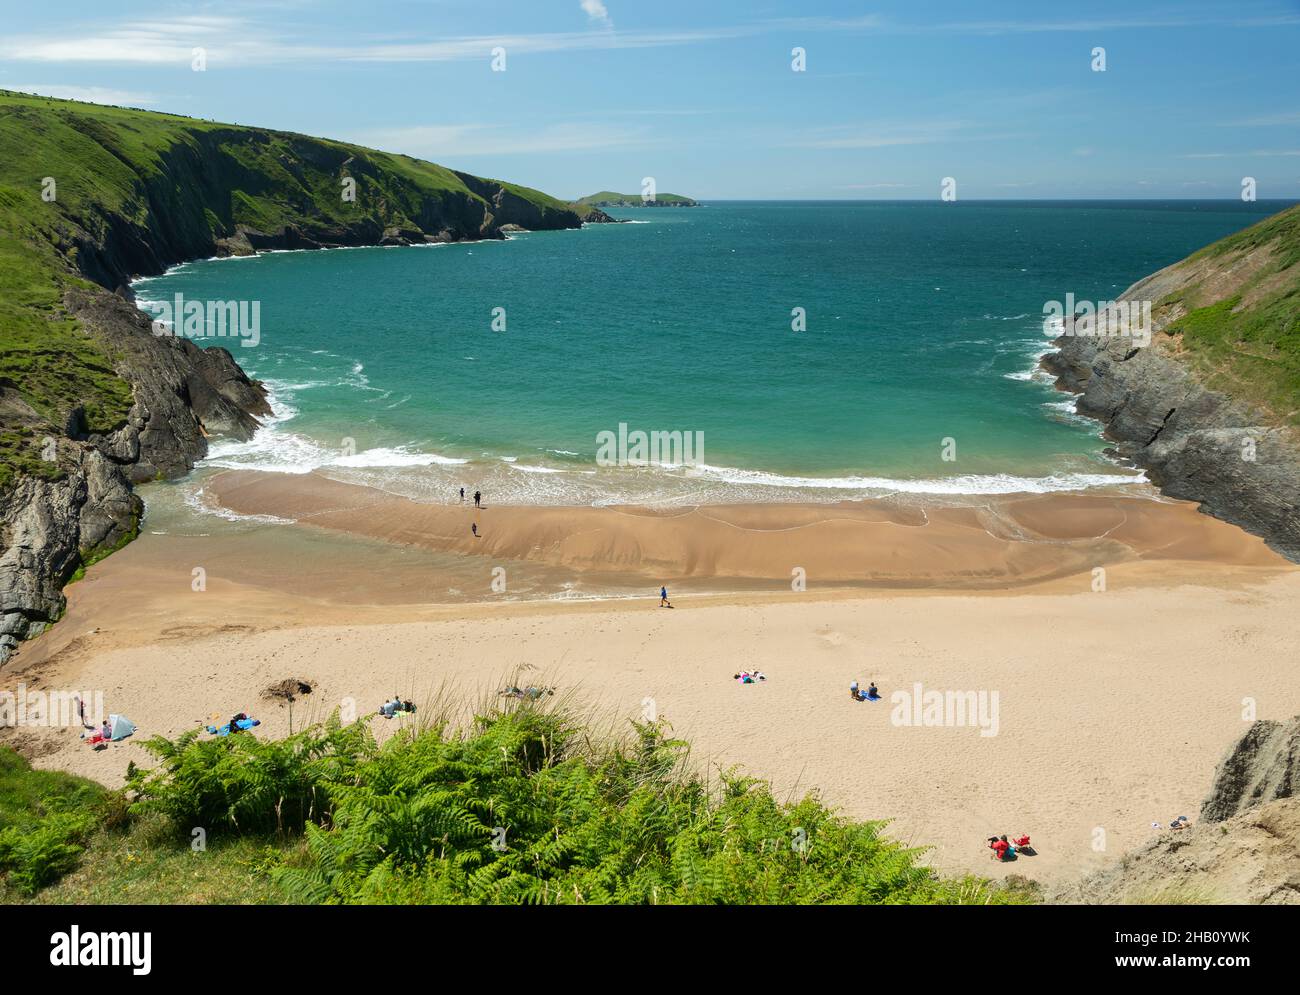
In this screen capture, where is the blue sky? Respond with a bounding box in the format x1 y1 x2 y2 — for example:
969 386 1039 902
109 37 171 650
2 0 1298 200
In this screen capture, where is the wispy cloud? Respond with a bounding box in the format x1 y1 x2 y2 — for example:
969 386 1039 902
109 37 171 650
0 14 754 66
928 11 1300 33
1 7 1291 68
1180 149 1300 158
2 83 161 106
1216 110 1300 127
349 121 654 158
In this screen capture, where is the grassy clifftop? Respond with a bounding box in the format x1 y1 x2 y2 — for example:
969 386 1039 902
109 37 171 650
0 89 584 486
1151 203 1300 424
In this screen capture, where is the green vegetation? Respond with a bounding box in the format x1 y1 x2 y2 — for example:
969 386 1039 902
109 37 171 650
0 88 580 490
577 190 698 207
2 703 1027 905
0 748 108 895
1160 203 1300 423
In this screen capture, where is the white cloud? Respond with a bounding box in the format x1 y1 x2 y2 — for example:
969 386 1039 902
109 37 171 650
3 83 160 106
580 1 612 28
0 15 749 66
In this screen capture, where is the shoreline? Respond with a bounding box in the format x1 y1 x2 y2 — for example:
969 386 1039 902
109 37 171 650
198 469 1288 590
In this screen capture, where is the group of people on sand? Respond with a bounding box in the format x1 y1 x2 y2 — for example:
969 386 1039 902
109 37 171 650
1154 815 1193 832
379 695 416 718
734 670 766 684
849 681 881 702
987 834 1034 861
459 486 484 537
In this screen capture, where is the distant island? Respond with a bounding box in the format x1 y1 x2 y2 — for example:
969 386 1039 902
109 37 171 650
576 191 699 208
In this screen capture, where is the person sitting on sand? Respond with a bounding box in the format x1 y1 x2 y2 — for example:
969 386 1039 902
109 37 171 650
866 682 880 700
850 681 860 700
988 836 1009 861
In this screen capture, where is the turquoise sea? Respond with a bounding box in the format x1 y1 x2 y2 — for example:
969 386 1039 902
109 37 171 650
133 200 1285 514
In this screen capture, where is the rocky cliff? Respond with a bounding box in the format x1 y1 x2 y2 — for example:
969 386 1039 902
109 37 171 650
1042 205 1300 561
1052 717 1300 904
0 90 592 661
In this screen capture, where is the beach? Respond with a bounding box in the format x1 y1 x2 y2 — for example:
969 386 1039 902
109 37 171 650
5 476 1297 885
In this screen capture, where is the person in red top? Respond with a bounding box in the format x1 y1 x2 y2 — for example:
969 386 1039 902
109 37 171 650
988 837 1010 860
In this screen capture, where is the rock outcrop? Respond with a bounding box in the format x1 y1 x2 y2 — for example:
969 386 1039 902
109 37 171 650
1200 716 1300 823
1041 217 1300 562
1053 717 1300 905
0 289 274 659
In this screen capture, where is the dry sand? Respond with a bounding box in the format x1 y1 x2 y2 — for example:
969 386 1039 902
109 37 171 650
3 472 1298 886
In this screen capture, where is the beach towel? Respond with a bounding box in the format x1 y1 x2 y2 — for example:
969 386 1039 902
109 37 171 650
206 717 260 736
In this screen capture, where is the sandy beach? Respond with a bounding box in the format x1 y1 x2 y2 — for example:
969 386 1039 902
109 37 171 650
3 474 1297 886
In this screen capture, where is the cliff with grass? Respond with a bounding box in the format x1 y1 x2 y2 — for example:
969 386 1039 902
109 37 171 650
1043 203 1300 560
0 90 589 660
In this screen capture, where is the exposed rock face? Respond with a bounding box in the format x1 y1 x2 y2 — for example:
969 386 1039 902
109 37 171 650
1042 266 1300 562
571 205 624 225
0 447 141 659
1201 716 1300 823
66 289 271 481
0 287 272 659
1052 717 1300 905
1050 798 1300 905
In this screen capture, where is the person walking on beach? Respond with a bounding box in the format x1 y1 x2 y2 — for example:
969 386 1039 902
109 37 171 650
472 522 479 538
459 486 465 503
474 489 481 508
659 585 673 608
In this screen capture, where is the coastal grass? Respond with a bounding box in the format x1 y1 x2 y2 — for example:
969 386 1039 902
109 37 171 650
2 702 1026 905
0 747 109 895
1162 203 1300 424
